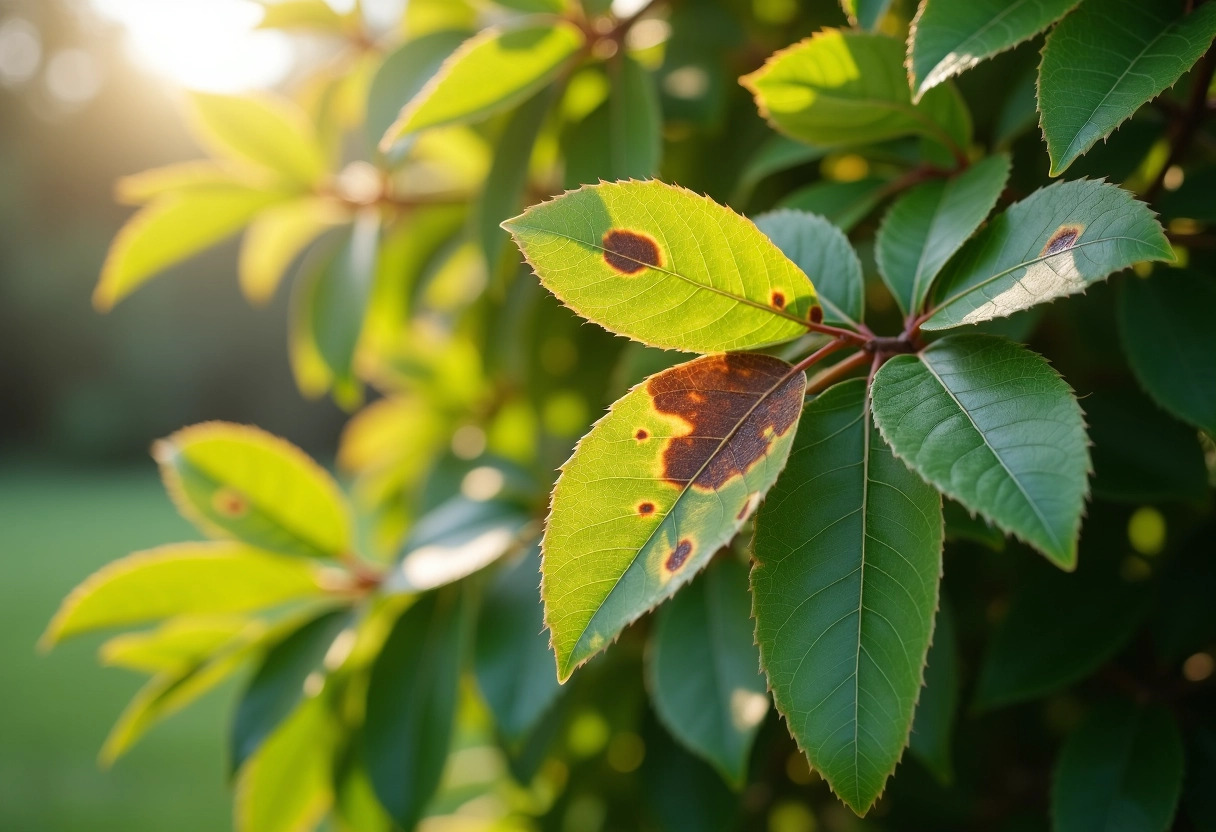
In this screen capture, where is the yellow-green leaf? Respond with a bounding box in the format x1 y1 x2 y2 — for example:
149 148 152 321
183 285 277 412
115 160 261 205
155 422 355 559
239 197 350 305
101 616 252 673
187 91 329 185
255 0 346 32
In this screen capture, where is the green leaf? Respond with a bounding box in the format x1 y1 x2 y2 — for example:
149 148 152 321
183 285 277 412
642 716 740 832
1118 271 1216 437
101 616 251 673
235 692 338 832
741 31 971 157
908 0 1080 101
754 209 864 326
114 160 257 204
753 378 943 815
366 30 470 159
363 590 468 830
231 609 351 773
381 22 585 144
733 134 828 205
994 65 1041 147
307 211 381 392
95 185 286 310
255 0 345 31
544 352 805 681
186 91 328 185
842 0 893 29
239 197 349 305
648 557 767 787
909 600 958 785
155 421 355 560
1052 700 1184 832
876 153 1011 317
563 56 663 187
943 499 1005 550
1040 0 1216 176
923 179 1172 331
872 334 1089 568
974 553 1152 710
777 177 890 233
503 180 819 353
42 542 329 646
474 542 563 744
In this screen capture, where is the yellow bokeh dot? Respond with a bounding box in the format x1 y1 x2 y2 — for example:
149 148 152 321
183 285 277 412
606 732 645 773
769 800 816 832
543 391 590 438
823 153 869 183
567 710 610 758
1128 506 1166 556
1183 652 1215 683
753 0 798 25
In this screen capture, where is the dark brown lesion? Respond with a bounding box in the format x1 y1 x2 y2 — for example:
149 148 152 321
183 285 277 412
665 539 693 572
771 291 786 309
638 501 656 516
602 229 662 274
647 353 803 491
635 428 649 441
1041 224 1084 257
809 305 823 324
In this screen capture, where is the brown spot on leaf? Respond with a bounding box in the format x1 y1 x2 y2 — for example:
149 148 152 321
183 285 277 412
635 428 649 441
602 229 661 274
666 539 693 572
809 305 823 324
638 501 656 516
771 291 785 309
1042 224 1084 257
212 487 248 518
647 353 804 491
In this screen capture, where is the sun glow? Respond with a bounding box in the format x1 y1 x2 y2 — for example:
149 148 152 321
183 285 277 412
89 0 294 92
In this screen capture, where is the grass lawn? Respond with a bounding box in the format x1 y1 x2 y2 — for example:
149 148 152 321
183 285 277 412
0 460 235 832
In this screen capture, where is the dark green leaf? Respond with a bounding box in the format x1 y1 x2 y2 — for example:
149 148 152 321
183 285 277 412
755 208 865 326
842 0 893 29
733 134 828 205
310 212 380 391
641 715 739 832
944 500 1005 550
909 600 958 785
777 177 890 232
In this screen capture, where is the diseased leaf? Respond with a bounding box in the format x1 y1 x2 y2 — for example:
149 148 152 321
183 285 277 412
741 31 971 157
909 600 958 785
753 378 943 815
648 557 768 787
777 177 890 233
239 197 349 305
381 22 585 144
42 542 329 646
1118 271 1216 437
1040 0 1216 175
872 335 1089 568
923 179 1171 330
101 616 251 674
503 180 818 353
187 91 328 185
876 153 1010 317
908 0 1080 100
755 209 864 326
155 422 355 560
842 0 893 30
364 590 468 830
544 352 806 681
474 543 563 744
1052 700 1184 832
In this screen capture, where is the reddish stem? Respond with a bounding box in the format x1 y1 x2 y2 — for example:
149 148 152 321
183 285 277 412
805 351 870 396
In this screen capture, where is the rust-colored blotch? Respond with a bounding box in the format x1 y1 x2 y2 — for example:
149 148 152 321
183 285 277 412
771 291 786 309
602 229 661 274
635 428 649 441
638 501 656 516
809 305 823 324
1042 224 1083 257
212 487 249 518
666 539 693 572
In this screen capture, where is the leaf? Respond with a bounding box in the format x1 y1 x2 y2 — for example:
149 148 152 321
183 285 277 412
754 209 864 326
382 495 531 593
231 608 351 773
363 590 468 830
733 134 828 205
842 0 893 30
909 600 958 785
872 334 1089 568
641 715 740 832
543 352 805 681
41 541 329 646
101 616 251 673
235 692 338 832
943 499 1005 550
777 177 890 233
741 31 971 157
1118 271 1216 437
1052 700 1184 832
474 543 563 744
366 30 470 159
381 22 585 144
503 180 818 353
155 421 355 560
648 556 768 787
306 211 381 392
255 0 345 32
239 197 349 305
973 553 1152 710
908 0 1080 101
114 160 258 204
494 0 566 12
923 179 1172 331
876 153 1011 317
94 185 286 311
187 92 328 185
563 56 663 187
753 378 943 815
1039 0 1216 175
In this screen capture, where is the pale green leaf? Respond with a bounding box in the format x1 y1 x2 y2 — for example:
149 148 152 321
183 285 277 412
100 616 252 673
909 600 958 785
754 209 864 326
1118 271 1216 437
1052 700 1184 832
1040 0 1216 176
777 177 890 232
876 153 1010 317
155 421 355 560
753 378 943 815
381 22 585 144
503 180 818 353
95 185 286 311
42 541 330 646
872 335 1089 568
239 197 350 305
648 557 768 787
187 91 329 185
842 0 894 30
741 31 971 158
544 352 805 681
908 0 1080 100
923 179 1172 330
